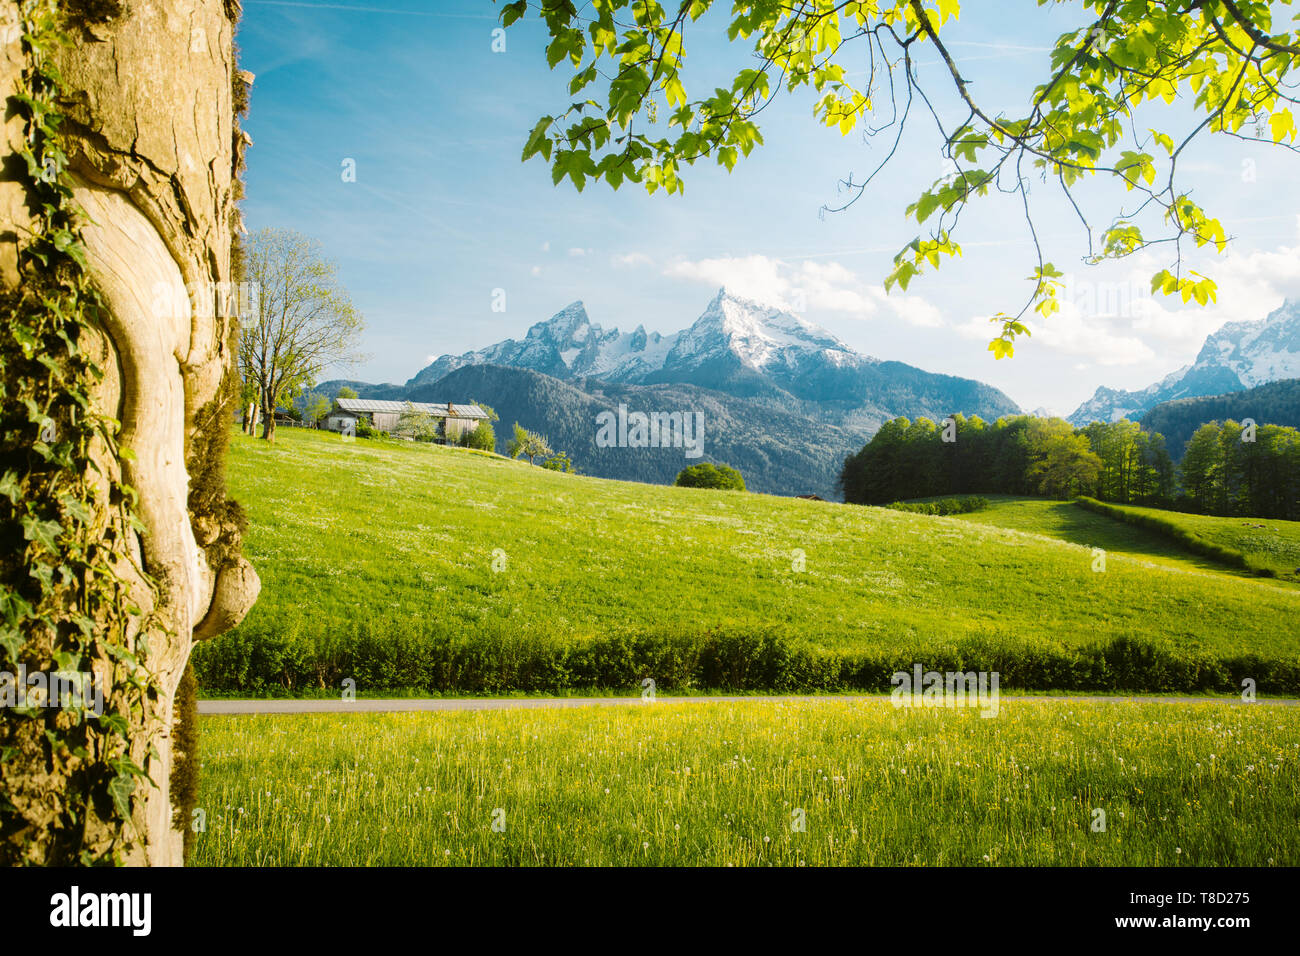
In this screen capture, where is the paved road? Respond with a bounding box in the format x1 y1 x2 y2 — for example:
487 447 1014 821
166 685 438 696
198 694 1299 714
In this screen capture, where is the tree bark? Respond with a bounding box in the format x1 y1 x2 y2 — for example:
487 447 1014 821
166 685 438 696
260 400 276 441
1 0 259 864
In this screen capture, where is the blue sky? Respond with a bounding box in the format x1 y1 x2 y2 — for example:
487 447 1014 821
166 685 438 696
237 0 1300 415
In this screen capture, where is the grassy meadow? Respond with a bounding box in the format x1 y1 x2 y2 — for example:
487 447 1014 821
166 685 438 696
950 495 1300 580
1094 501 1300 578
190 699 1300 866
195 428 1300 695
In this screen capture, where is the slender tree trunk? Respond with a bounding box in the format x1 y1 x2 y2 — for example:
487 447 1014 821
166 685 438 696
260 402 276 441
1 0 259 864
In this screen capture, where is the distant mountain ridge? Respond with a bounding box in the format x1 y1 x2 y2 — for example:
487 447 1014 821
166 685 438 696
320 289 1025 497
407 288 1021 433
1069 299 1300 425
407 365 863 499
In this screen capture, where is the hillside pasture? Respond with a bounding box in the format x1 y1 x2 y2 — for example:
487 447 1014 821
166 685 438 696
194 429 1300 695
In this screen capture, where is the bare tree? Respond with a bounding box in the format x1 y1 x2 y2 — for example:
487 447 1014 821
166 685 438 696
239 228 365 442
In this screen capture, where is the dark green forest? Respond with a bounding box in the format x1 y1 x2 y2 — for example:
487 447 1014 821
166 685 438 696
842 413 1300 520
1140 379 1300 457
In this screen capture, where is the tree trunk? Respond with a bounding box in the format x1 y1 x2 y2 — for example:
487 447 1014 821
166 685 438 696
1 0 259 864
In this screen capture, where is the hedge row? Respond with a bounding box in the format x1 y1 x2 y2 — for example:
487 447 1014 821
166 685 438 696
1073 496 1277 577
886 496 990 516
192 618 1300 696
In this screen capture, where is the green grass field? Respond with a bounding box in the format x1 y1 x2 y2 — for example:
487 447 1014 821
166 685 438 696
947 495 1300 579
195 428 1300 695
1094 501 1300 578
190 700 1300 866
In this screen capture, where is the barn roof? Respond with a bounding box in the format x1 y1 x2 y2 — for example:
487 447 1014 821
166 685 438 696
334 397 488 419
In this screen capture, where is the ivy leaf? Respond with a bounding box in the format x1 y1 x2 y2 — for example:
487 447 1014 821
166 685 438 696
21 516 63 552
107 772 135 819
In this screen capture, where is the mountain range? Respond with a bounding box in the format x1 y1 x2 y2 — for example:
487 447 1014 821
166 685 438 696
323 289 1022 498
408 289 1021 433
1068 299 1300 425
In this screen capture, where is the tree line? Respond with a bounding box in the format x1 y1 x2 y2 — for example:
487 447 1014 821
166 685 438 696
1140 379 1300 457
841 414 1300 520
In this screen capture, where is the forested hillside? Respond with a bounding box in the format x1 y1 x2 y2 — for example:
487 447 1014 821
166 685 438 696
1140 379 1300 457
408 364 865 498
841 413 1300 520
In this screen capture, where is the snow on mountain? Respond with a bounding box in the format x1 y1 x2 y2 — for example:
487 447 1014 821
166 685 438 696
663 287 859 373
407 300 681 387
407 288 1021 427
1068 299 1300 425
1196 301 1300 386
408 289 857 388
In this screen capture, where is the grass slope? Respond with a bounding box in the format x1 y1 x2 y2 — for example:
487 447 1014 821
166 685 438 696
191 701 1300 866
951 496 1294 580
1093 501 1300 578
197 429 1300 694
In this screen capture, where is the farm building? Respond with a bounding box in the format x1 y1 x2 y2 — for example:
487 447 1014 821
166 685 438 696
323 398 489 441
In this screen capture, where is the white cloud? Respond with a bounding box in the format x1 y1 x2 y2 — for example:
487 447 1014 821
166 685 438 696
613 252 654 267
954 298 1153 366
530 265 542 277
1035 301 1156 366
1048 243 1300 363
540 241 550 252
664 254 794 309
568 247 590 257
662 253 944 327
945 243 1300 370
881 293 945 329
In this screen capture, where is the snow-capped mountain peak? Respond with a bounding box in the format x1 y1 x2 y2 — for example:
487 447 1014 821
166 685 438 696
1068 299 1300 425
404 288 1021 432
409 288 863 388
1193 299 1300 386
667 288 857 373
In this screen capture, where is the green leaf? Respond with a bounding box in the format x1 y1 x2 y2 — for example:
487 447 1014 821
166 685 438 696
1269 109 1296 143
107 772 135 819
501 1 527 28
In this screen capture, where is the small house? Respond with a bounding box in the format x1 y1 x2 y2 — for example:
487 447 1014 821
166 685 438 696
324 398 489 441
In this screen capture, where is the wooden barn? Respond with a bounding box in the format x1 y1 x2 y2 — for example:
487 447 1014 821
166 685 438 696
323 398 489 441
